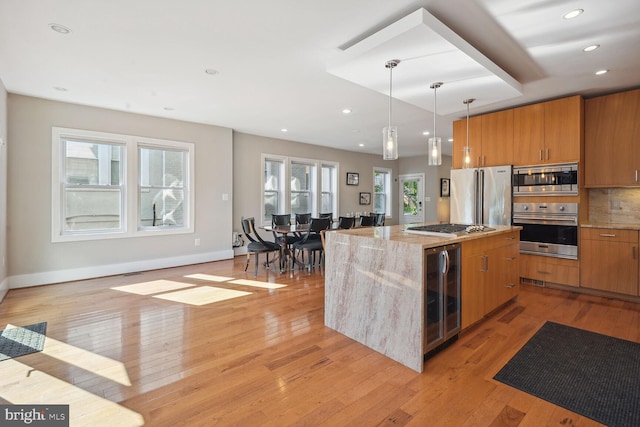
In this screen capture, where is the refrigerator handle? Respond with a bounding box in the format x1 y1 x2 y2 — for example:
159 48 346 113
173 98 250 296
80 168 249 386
478 169 485 225
474 169 479 224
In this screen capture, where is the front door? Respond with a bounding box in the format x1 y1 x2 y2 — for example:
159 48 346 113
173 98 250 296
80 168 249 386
399 173 425 225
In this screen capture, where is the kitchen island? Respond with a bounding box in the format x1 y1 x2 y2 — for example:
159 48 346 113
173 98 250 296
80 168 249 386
324 224 521 372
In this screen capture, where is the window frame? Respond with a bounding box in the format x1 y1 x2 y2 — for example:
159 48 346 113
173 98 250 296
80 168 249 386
261 154 338 225
373 167 393 218
51 127 194 242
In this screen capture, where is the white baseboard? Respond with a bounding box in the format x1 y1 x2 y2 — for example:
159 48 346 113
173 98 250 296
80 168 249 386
8 250 234 289
0 276 8 302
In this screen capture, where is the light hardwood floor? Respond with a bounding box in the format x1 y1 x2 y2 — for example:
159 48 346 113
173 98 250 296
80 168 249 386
1 257 638 426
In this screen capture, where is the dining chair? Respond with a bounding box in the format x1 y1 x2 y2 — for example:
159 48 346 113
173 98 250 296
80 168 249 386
337 216 355 229
295 212 312 226
241 217 280 276
359 215 375 226
293 217 331 271
371 212 385 226
319 212 333 220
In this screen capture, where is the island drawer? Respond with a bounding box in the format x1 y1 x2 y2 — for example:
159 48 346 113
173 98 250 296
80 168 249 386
581 228 638 243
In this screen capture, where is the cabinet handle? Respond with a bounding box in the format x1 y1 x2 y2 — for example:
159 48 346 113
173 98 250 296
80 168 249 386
539 149 543 161
599 233 616 238
636 170 639 183
505 257 516 261
483 155 486 166
545 148 549 160
634 246 637 260
481 255 488 272
505 284 516 288
505 237 515 240
537 270 551 275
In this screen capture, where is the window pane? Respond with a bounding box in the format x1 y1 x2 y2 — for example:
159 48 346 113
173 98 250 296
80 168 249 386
64 188 121 231
403 181 418 215
374 194 385 212
264 159 283 222
140 188 184 227
321 192 331 213
140 147 184 188
291 192 311 214
291 163 311 191
65 140 122 185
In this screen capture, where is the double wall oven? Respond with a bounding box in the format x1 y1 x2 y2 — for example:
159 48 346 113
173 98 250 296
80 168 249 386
512 163 579 259
513 202 578 259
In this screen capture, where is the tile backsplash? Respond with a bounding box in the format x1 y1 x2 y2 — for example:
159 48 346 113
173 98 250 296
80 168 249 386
589 188 640 224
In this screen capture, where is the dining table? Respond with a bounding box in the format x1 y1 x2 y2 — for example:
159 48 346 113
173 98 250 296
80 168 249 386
261 223 310 272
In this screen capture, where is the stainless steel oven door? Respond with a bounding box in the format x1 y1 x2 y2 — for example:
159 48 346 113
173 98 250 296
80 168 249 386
513 217 578 259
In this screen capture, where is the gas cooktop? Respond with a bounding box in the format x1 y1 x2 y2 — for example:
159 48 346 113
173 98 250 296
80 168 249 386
404 223 494 238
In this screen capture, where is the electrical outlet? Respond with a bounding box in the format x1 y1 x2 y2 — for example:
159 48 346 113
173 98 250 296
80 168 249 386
611 199 622 210
195 238 201 246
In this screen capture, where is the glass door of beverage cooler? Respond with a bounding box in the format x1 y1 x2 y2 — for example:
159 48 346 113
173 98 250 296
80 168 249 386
424 244 461 354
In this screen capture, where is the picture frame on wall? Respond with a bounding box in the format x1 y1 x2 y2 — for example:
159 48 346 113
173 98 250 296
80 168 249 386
440 178 450 197
359 192 371 205
346 172 359 186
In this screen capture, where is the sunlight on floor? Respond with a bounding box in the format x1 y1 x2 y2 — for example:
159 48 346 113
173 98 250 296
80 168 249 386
229 278 287 289
111 279 195 295
0 358 143 426
184 273 235 282
42 335 132 386
152 286 252 306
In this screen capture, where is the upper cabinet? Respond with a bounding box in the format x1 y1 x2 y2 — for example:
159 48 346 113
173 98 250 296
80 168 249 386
452 115 482 169
481 109 514 167
585 88 640 187
452 111 511 168
513 95 582 166
453 95 582 169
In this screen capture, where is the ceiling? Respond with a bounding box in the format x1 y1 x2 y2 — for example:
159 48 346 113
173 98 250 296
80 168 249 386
1 0 639 158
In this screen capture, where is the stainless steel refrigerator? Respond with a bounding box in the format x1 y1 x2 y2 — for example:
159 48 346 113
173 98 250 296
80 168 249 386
449 165 513 226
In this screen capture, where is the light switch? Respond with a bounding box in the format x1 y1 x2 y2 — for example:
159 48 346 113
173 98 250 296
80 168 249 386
222 193 229 201
425 196 431 202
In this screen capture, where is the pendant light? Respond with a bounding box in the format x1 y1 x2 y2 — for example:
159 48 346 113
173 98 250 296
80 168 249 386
428 82 443 166
382 59 400 160
462 98 475 168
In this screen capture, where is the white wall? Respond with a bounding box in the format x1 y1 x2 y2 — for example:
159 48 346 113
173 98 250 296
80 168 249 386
7 95 233 288
0 79 7 300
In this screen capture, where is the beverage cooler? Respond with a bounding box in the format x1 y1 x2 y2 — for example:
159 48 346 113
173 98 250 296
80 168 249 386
424 243 461 355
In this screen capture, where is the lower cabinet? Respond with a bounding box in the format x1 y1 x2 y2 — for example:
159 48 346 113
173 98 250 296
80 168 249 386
520 254 579 287
462 231 520 329
580 228 639 296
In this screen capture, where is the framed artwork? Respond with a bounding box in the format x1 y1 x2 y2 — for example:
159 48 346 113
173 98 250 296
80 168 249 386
359 192 371 205
346 172 359 186
440 178 450 197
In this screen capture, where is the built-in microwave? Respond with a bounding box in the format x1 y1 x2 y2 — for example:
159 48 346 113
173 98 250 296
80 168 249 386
513 163 578 196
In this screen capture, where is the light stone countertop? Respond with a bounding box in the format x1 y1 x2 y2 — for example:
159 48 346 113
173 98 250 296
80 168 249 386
326 223 521 248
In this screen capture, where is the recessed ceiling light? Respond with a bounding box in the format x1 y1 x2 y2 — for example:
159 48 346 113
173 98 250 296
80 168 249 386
49 23 72 34
448 138 454 142
422 131 430 136
583 44 600 52
595 69 608 75
163 107 174 111
53 86 68 92
205 68 219 75
342 108 352 114
358 143 365 147
563 9 583 19
281 128 288 132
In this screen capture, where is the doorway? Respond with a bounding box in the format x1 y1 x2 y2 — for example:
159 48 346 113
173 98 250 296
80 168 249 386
399 173 425 225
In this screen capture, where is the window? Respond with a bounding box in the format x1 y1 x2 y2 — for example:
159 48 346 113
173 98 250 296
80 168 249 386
52 127 194 242
374 168 392 216
261 155 338 224
139 146 187 229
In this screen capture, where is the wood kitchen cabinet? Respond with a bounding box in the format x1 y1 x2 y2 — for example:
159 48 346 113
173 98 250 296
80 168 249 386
452 110 512 168
452 115 482 169
461 231 519 329
580 227 639 296
584 88 640 187
513 95 582 166
519 254 579 287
